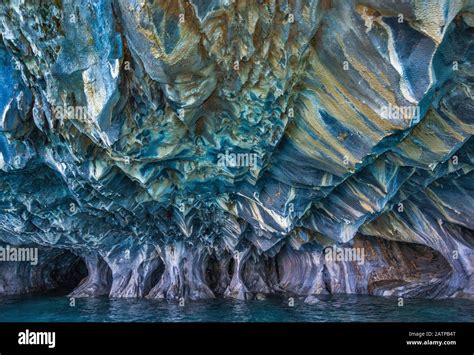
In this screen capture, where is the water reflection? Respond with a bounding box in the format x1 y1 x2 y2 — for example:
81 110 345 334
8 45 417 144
0 294 472 322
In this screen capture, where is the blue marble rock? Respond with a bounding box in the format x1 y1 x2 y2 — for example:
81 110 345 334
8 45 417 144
0 0 472 301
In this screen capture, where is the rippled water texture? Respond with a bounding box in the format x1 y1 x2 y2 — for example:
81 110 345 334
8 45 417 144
0 295 472 322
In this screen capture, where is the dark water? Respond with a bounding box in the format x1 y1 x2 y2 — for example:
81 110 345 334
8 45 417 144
0 294 472 322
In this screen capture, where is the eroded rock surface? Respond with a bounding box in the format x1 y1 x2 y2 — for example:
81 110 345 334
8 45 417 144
0 0 473 301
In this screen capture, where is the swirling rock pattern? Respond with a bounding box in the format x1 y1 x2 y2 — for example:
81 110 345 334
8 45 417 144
0 0 473 301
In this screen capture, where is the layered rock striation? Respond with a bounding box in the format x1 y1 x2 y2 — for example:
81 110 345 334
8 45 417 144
0 0 473 301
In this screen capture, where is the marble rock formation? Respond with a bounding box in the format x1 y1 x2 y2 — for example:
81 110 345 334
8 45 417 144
0 0 473 301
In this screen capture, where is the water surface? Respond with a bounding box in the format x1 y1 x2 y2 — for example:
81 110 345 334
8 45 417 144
0 294 472 322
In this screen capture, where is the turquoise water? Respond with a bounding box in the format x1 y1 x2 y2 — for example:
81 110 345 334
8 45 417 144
0 294 473 322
